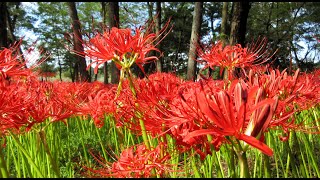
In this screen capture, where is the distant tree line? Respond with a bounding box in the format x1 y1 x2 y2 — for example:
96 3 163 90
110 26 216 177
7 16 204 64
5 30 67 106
0 2 319 82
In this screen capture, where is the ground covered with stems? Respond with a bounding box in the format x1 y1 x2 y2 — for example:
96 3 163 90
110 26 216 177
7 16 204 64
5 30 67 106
1 24 320 178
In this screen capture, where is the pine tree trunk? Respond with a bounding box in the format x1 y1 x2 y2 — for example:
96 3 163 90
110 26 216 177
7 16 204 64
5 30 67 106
186 2 203 81
6 3 26 63
67 2 90 82
155 2 162 72
221 2 229 46
108 2 120 84
0 2 8 48
101 2 108 84
229 2 251 46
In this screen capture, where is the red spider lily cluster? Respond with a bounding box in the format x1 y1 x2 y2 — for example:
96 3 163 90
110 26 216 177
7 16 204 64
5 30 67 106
38 71 56 78
197 37 275 79
0 44 110 134
85 143 171 178
81 20 171 74
1 27 320 177
0 43 31 85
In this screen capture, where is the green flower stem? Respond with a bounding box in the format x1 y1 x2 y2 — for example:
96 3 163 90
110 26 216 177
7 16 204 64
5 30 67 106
233 139 250 178
263 154 271 178
160 124 167 159
0 139 9 178
263 133 271 178
238 151 250 178
283 136 298 178
115 52 156 177
126 68 137 97
94 124 108 160
207 134 224 177
8 131 44 178
229 149 236 178
223 67 229 80
38 130 60 178
191 148 201 178
121 68 150 150
138 118 151 150
116 69 125 97
300 132 320 177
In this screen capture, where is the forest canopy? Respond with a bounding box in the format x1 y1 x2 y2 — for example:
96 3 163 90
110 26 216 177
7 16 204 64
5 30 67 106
1 2 319 82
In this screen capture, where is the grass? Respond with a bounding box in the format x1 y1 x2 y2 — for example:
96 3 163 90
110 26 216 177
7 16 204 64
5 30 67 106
2 106 320 178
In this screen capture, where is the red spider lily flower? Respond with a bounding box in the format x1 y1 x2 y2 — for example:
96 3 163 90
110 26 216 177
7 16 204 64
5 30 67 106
38 71 56 80
247 68 320 134
0 45 29 84
198 37 275 80
47 81 109 123
21 80 106 130
163 80 278 156
82 20 172 74
81 86 117 127
0 40 47 86
85 143 171 178
0 83 31 134
128 73 184 136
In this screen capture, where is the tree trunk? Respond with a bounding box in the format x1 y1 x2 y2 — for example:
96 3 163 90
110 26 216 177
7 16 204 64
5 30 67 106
186 2 203 81
108 2 120 84
229 2 251 46
6 2 26 63
0 2 8 48
155 1 162 72
101 2 108 84
67 2 90 82
58 59 62 81
221 2 229 46
213 2 229 79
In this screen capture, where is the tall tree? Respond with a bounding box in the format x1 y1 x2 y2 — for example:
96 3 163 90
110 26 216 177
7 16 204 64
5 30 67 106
0 2 8 48
186 2 203 81
229 2 251 46
101 2 109 84
162 2 193 75
220 2 229 46
246 2 320 71
155 2 163 72
33 3 72 81
67 2 90 82
108 2 120 84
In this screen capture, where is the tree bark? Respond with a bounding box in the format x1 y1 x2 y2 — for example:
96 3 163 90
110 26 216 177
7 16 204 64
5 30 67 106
67 2 90 82
101 2 108 84
155 1 163 72
186 2 203 81
221 2 229 46
0 2 8 48
108 2 120 84
6 2 26 63
229 2 251 46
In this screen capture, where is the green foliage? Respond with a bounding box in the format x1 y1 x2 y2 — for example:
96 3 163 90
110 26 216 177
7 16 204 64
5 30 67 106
119 2 148 29
161 2 194 75
247 2 320 71
4 2 320 78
